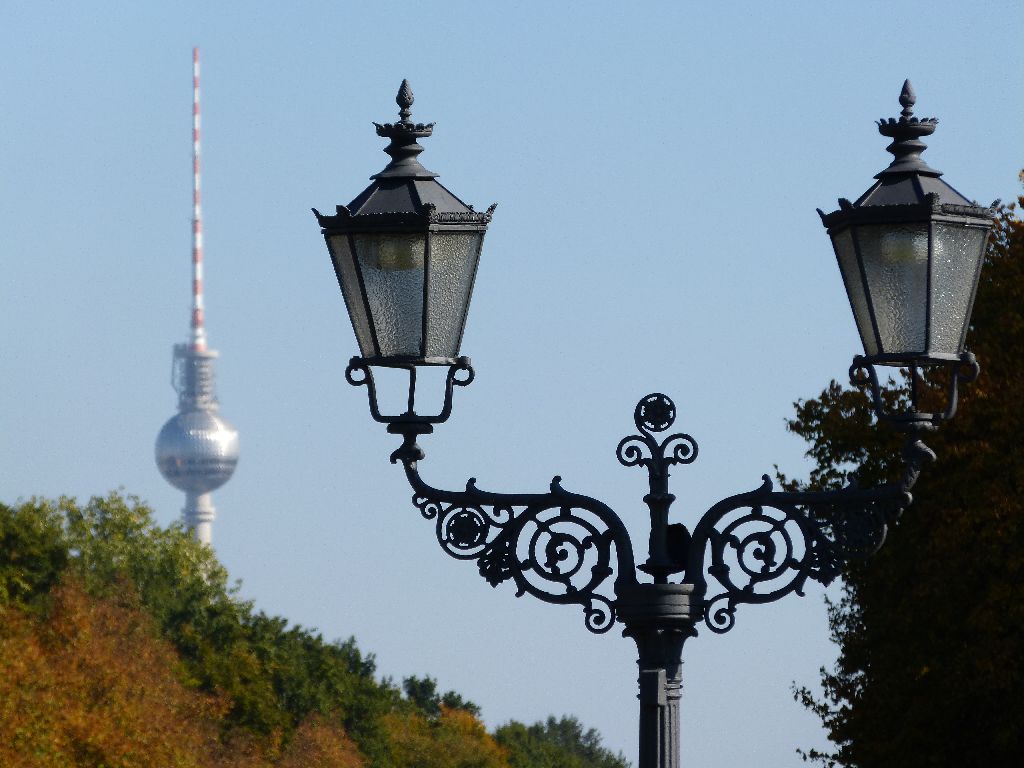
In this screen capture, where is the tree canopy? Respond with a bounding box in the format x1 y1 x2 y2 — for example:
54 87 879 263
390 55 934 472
494 716 629 768
1 493 631 768
784 182 1023 766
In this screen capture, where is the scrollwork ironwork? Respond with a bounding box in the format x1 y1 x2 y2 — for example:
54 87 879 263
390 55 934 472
689 475 907 634
348 372 965 639
407 471 635 634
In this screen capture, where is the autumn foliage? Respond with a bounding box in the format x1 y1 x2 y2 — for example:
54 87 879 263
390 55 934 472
0 494 627 768
0 580 226 767
384 706 509 768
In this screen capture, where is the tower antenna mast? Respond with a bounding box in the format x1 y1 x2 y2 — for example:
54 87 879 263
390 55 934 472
191 46 206 352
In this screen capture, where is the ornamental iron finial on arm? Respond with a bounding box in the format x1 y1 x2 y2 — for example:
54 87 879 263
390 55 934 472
316 80 992 768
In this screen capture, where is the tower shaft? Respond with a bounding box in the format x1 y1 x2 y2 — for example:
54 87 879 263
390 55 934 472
172 343 218 410
184 492 215 546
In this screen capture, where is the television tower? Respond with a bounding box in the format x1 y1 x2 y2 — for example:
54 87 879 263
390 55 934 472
155 47 239 546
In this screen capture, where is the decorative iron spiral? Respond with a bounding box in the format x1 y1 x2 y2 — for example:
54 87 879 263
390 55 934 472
412 477 625 633
691 476 903 634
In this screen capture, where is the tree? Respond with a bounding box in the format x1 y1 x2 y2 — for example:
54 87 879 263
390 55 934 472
495 716 629 768
0 494 393 763
384 706 508 768
401 675 481 719
785 186 1024 766
0 498 67 608
2 493 628 768
277 717 365 768
242 612 395 764
0 579 227 768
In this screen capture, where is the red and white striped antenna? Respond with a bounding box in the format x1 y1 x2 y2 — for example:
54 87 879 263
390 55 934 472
190 46 207 351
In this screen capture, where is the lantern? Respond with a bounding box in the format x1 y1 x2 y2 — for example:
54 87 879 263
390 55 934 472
314 80 495 364
819 80 992 365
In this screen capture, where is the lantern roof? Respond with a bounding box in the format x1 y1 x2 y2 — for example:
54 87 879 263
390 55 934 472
855 80 973 209
818 80 990 231
314 80 493 233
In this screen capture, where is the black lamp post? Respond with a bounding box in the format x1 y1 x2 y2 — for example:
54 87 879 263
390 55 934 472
314 80 991 768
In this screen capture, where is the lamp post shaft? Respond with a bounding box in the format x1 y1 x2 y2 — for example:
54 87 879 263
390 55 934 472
618 581 696 768
632 627 687 768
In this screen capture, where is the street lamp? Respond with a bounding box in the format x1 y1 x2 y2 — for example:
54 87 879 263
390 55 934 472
314 80 990 768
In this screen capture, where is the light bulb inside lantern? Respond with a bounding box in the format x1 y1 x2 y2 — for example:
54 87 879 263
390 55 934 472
880 227 928 265
374 235 424 271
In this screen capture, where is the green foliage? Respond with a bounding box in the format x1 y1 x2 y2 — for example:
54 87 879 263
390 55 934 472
243 614 395 763
495 716 629 768
0 498 67 608
37 495 284 737
402 674 481 719
785 187 1024 766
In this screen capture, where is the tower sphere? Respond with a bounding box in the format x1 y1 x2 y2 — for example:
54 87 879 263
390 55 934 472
155 409 240 493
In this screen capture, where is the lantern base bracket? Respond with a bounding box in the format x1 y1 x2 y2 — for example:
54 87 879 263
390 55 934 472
849 351 979 430
345 356 474 436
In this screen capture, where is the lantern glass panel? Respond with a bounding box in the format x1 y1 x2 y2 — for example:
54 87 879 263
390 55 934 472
327 234 376 357
832 228 879 356
425 231 483 358
856 223 929 354
929 224 987 355
353 233 427 357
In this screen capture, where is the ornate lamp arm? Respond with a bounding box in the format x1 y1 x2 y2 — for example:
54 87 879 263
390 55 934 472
346 357 638 634
850 352 980 492
686 475 908 633
400 458 638 633
346 355 974 636
679 354 977 634
849 352 980 429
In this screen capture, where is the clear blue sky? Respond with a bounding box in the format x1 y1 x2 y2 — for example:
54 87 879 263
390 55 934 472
2 2 1021 765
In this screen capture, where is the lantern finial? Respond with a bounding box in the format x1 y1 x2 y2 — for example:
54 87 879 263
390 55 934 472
371 79 437 179
876 79 940 177
898 79 916 118
397 79 414 124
